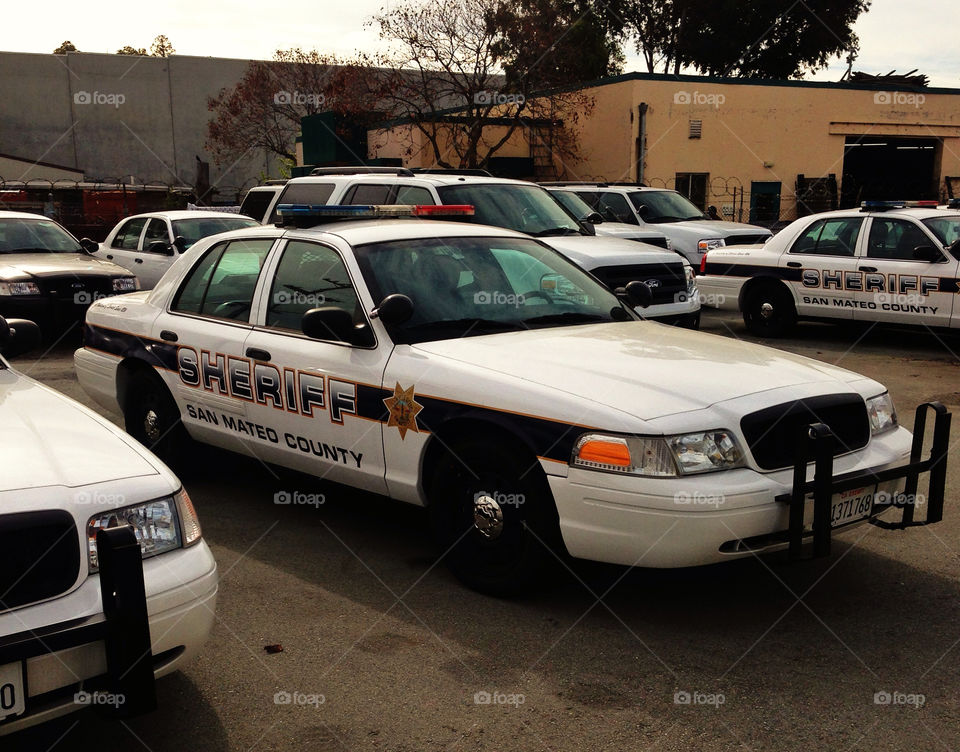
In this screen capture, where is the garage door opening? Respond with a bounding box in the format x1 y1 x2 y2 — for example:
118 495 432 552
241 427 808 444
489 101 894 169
840 136 940 207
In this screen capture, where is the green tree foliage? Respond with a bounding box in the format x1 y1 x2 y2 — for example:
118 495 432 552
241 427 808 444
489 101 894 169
116 45 147 56
53 41 77 54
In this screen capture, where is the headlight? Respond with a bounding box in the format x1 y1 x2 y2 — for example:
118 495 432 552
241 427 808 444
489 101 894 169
866 392 898 435
86 488 201 572
684 265 696 292
0 281 41 296
572 430 744 477
697 238 725 253
112 277 138 292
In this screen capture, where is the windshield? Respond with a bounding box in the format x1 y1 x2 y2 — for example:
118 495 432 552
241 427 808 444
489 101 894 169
0 218 82 254
923 216 960 248
549 190 596 220
628 191 706 223
171 217 259 249
437 184 583 237
355 235 631 344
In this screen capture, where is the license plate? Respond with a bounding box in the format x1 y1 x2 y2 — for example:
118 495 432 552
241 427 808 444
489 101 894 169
831 486 875 528
0 662 25 722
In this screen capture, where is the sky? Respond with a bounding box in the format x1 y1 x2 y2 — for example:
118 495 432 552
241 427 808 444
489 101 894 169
0 0 957 88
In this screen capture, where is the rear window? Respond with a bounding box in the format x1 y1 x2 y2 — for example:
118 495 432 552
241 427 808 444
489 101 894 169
270 183 336 223
240 189 280 224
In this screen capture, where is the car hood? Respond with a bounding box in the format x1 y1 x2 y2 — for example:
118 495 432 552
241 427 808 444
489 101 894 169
542 234 683 268
0 368 161 492
0 253 132 280
411 322 872 423
593 223 666 241
656 221 771 241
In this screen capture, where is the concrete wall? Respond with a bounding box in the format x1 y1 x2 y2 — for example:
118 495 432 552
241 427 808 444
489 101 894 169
0 51 283 199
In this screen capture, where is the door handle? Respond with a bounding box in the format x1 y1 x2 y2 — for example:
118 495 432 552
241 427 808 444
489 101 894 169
246 347 271 362
858 266 878 273
106 254 114 260
160 330 178 342
134 258 143 264
786 261 802 268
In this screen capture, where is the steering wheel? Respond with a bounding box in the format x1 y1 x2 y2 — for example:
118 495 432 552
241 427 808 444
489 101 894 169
519 290 555 305
212 301 251 320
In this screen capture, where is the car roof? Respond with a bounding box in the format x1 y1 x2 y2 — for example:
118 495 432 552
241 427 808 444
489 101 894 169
801 208 958 221
116 210 257 221
0 210 63 221
258 218 531 247
284 174 539 189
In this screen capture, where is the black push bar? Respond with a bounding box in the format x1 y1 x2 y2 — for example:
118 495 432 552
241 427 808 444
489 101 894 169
779 402 951 561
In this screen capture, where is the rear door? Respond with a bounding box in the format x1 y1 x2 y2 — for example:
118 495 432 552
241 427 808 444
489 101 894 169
852 216 957 326
137 217 175 289
782 215 863 320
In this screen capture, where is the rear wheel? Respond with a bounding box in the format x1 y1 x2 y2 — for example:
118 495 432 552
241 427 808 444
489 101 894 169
743 283 796 337
123 371 190 466
428 438 562 596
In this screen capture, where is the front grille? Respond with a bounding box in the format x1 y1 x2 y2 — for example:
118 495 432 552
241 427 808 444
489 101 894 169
590 262 686 305
740 395 870 471
725 233 770 246
635 236 670 250
1 511 81 611
39 276 116 303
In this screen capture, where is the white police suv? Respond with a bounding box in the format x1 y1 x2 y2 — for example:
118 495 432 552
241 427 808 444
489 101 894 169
544 183 773 266
74 204 948 595
697 201 960 337
0 317 216 734
261 168 700 328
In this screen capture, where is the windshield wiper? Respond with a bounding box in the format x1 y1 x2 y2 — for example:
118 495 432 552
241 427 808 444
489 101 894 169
3 247 76 253
406 318 527 333
531 227 582 237
522 312 606 325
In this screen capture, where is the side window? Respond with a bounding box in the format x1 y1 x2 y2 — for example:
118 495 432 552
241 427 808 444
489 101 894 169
868 219 937 261
172 239 273 321
143 218 170 250
790 217 863 256
395 185 434 205
265 240 364 334
596 192 639 224
343 184 393 205
112 217 147 250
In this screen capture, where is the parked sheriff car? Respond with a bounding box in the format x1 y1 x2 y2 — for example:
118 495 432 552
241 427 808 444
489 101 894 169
0 211 138 337
697 201 960 336
0 317 217 735
543 183 773 266
73 204 947 595
95 211 259 289
260 168 700 328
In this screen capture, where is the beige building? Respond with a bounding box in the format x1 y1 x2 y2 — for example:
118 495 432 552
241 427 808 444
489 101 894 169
366 72 960 225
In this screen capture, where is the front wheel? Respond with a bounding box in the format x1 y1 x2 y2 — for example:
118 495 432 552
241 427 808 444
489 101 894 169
123 371 190 466
743 283 796 337
428 438 562 596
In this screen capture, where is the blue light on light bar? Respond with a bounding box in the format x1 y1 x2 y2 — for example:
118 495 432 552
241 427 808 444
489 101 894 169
277 204 376 216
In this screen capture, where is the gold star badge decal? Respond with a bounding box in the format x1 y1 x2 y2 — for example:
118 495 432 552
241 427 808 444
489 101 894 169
383 382 423 439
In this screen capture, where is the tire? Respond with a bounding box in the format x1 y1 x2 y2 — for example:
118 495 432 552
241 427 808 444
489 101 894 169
743 282 796 337
428 438 562 596
123 371 190 466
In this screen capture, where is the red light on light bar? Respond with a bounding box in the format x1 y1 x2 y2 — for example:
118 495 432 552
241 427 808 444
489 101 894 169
904 200 940 208
412 204 475 216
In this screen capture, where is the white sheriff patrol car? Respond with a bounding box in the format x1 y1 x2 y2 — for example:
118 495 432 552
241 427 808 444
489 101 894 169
697 201 960 336
0 317 217 734
74 205 949 595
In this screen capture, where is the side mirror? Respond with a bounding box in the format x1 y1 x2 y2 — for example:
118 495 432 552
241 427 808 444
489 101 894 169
147 240 175 256
913 245 941 263
616 280 653 309
80 238 99 254
302 307 364 344
371 294 414 325
584 211 604 225
0 317 41 358
172 236 187 253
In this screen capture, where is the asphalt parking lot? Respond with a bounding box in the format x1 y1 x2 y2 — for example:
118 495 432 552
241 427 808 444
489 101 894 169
7 310 960 752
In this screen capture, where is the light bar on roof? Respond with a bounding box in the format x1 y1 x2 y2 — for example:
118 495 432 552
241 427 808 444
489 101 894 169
275 203 475 220
860 200 940 212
